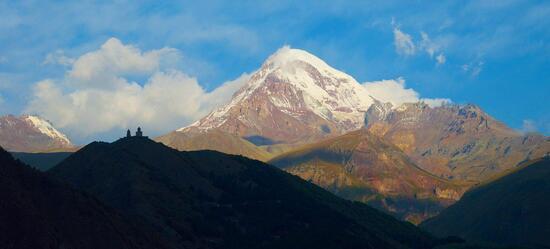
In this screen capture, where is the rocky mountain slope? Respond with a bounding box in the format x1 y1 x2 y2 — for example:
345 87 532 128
158 47 377 158
48 136 439 249
0 114 74 152
157 129 272 161
270 129 468 224
364 101 550 182
0 146 166 249
421 157 550 248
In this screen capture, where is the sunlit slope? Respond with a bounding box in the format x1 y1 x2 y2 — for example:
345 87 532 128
270 129 468 223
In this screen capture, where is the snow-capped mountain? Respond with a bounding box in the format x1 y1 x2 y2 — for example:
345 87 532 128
174 47 375 145
0 115 73 152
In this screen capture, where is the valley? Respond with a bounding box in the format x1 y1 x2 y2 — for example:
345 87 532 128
1 38 548 249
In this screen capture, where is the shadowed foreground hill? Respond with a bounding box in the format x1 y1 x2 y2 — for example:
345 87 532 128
421 157 550 248
11 151 72 171
0 147 166 249
49 136 439 249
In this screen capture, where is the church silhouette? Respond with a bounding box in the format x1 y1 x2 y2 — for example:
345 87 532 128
126 127 148 138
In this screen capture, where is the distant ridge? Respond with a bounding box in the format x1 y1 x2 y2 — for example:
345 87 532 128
11 151 72 171
364 101 550 182
0 114 74 152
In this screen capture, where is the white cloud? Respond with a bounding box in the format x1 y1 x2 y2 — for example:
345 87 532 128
436 53 446 65
393 28 416 56
420 32 437 57
520 119 537 133
462 61 484 77
392 27 447 65
517 119 550 135
471 62 484 76
68 38 180 89
419 31 447 65
25 38 246 138
363 77 450 107
421 98 451 107
419 32 438 57
202 73 250 109
43 50 74 66
0 94 5 113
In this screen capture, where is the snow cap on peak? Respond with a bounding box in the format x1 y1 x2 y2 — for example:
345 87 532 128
263 46 332 71
23 115 72 145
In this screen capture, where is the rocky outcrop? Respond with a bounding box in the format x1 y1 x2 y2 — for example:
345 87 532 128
270 129 468 223
364 102 550 182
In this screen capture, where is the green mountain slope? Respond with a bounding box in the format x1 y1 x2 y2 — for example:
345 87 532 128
0 146 166 249
48 136 439 249
420 157 550 248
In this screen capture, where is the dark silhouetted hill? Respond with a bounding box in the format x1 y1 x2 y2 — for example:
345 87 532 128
49 136 438 249
0 146 167 249
421 158 550 248
11 151 72 171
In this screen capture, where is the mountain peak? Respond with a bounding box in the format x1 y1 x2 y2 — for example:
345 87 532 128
259 46 359 89
176 46 374 144
263 46 332 71
0 114 73 152
22 115 72 145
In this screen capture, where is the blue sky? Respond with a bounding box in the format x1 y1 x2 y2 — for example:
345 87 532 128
0 1 548 143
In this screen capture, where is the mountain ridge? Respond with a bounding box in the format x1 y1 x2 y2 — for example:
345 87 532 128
364 101 550 182
0 114 74 152
270 129 468 223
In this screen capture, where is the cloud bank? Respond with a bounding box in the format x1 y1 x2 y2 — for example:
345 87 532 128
363 77 450 107
26 39 451 140
26 38 247 138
